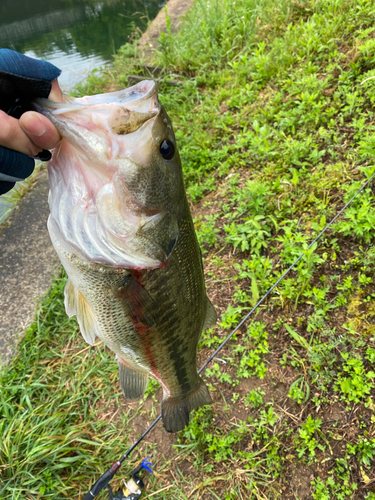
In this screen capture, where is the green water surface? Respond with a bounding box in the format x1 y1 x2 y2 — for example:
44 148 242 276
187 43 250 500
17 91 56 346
0 0 164 90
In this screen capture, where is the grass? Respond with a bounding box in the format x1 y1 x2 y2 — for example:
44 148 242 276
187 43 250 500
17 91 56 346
0 162 45 225
3 0 375 498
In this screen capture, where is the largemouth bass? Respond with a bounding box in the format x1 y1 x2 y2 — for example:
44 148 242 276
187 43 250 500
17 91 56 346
36 81 216 433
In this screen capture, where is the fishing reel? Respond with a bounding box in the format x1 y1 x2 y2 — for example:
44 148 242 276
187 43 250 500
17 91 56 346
106 458 153 500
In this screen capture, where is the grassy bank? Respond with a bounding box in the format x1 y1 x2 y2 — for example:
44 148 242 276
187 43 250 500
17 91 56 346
0 163 46 225
2 0 375 498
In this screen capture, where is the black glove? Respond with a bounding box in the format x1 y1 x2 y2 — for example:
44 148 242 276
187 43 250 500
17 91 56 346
0 49 61 195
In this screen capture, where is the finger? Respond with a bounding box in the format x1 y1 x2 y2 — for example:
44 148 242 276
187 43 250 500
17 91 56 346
19 79 63 151
19 111 61 151
0 110 41 156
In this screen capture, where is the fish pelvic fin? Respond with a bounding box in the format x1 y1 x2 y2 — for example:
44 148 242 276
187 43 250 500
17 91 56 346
117 356 149 399
202 297 217 331
65 279 97 345
76 290 97 345
64 278 76 317
162 376 212 433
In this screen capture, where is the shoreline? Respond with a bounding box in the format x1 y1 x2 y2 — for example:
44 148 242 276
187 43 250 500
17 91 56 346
139 0 194 60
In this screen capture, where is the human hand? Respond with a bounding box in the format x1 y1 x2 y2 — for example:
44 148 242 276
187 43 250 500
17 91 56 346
0 49 63 195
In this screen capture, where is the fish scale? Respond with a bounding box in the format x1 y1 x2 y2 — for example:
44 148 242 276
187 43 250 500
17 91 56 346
35 80 217 432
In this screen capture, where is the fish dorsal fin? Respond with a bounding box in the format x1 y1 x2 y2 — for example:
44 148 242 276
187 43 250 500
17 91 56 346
202 297 217 331
76 290 97 345
64 278 76 317
117 356 149 399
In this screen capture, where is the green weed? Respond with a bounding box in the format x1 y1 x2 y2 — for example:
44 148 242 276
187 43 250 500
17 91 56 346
232 322 269 380
244 388 266 408
296 416 326 463
195 214 221 251
334 352 375 404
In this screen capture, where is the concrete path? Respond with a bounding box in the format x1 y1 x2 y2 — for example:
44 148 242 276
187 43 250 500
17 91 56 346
0 170 59 366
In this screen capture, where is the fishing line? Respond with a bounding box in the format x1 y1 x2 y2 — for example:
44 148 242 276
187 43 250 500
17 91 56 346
82 169 375 499
199 169 375 372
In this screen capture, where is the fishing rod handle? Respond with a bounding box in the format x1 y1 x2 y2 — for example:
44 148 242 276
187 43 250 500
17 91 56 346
82 461 121 500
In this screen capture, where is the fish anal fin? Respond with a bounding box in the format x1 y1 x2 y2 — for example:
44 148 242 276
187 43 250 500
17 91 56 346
162 376 212 433
64 278 76 317
117 356 149 399
76 290 97 345
202 297 217 331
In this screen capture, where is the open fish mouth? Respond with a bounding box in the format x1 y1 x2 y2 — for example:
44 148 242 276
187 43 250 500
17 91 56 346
34 80 160 148
34 79 158 112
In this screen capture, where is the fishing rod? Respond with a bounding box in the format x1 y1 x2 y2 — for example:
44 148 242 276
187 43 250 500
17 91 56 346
82 169 375 500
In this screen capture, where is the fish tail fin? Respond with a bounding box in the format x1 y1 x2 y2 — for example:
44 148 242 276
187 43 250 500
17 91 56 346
162 377 212 433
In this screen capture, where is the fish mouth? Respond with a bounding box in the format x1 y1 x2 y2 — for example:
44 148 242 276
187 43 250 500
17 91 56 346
34 80 160 146
34 80 158 114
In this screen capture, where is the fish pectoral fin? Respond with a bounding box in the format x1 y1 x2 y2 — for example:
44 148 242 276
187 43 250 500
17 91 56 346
76 290 97 345
117 357 149 399
161 376 213 433
116 277 157 328
64 278 76 317
202 297 217 331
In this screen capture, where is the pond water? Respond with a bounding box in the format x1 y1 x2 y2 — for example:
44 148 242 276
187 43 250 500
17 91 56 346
0 0 164 91
0 0 165 221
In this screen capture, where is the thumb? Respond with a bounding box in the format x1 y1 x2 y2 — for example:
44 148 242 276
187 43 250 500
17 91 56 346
19 80 63 151
19 111 61 151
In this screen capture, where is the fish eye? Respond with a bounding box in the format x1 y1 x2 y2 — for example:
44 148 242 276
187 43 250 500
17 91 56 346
160 139 175 160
